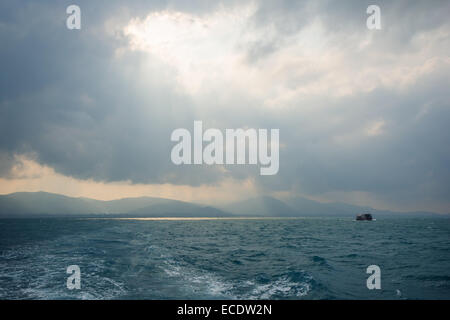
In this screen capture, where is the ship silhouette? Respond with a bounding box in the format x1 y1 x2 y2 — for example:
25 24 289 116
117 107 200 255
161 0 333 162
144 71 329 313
356 213 373 221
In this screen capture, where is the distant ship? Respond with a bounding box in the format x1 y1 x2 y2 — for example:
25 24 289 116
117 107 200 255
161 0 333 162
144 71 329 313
356 213 373 221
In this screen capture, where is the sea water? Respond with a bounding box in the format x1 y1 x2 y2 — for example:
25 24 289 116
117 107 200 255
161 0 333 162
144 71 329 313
0 217 449 299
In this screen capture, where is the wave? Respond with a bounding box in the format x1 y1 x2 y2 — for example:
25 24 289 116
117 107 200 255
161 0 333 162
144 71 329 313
161 257 313 299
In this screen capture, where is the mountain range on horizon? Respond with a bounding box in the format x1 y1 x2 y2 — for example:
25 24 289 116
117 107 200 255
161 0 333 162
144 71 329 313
0 191 445 218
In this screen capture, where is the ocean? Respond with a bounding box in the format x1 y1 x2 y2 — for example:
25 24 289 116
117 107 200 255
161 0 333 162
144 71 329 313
0 217 449 300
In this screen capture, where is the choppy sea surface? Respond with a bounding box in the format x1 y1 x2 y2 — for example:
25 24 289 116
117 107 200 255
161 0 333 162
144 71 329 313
0 217 449 300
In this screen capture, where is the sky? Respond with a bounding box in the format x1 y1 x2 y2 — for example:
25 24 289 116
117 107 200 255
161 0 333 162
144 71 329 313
0 0 449 213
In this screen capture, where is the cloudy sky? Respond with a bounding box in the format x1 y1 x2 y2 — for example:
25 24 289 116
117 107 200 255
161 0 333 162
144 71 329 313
0 0 449 213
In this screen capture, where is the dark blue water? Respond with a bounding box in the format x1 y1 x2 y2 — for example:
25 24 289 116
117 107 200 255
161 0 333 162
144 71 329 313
0 217 449 299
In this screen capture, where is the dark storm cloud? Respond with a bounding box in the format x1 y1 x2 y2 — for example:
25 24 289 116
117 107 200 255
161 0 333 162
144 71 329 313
0 152 16 177
0 0 229 185
272 73 450 203
0 0 449 211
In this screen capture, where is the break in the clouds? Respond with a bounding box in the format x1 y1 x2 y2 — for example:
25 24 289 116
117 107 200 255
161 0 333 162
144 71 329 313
0 0 449 213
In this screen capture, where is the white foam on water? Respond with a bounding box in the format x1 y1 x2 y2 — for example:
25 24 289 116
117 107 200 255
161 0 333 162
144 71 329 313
243 275 313 299
161 258 236 298
0 238 128 300
161 256 314 299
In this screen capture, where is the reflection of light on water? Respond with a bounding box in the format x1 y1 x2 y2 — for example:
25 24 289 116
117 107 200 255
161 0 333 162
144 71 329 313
92 217 304 221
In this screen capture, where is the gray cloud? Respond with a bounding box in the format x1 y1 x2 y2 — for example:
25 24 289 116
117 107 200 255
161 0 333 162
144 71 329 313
0 0 449 212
